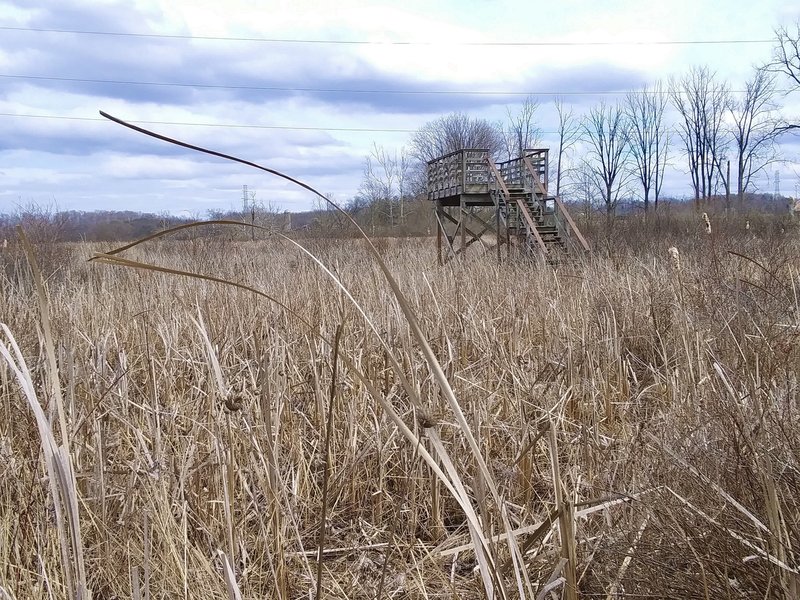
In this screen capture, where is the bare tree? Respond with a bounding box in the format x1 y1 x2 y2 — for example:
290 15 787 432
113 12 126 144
768 21 800 88
625 82 669 212
396 147 412 223
554 98 582 197
728 67 781 206
766 21 800 131
410 112 503 163
502 96 541 160
409 112 503 198
238 188 286 238
582 102 632 216
669 67 730 206
359 143 398 228
569 160 602 221
356 144 418 229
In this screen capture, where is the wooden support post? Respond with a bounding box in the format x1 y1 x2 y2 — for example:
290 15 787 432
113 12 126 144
436 203 443 266
459 196 466 259
506 211 512 259
544 149 549 194
496 205 501 264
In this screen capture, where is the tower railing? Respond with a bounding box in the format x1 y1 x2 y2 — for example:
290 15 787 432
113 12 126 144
427 149 490 200
520 154 590 253
487 159 549 256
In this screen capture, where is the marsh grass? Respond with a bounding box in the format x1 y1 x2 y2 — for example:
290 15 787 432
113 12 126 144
1 218 799 598
1 113 798 597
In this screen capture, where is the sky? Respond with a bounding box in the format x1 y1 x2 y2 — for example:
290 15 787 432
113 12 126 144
1 0 799 215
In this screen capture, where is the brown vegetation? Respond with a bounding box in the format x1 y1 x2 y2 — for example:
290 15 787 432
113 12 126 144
0 214 799 598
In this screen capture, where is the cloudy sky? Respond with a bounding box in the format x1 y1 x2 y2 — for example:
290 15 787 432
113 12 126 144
1 0 799 215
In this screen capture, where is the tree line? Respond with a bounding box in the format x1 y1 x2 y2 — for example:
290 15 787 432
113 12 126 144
354 22 800 220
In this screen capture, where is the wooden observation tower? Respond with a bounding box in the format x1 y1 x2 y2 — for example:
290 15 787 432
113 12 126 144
427 149 589 264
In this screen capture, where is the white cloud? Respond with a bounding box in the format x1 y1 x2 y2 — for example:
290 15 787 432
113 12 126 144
0 0 798 213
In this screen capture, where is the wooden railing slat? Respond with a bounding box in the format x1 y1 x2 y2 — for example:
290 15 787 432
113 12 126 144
553 196 590 252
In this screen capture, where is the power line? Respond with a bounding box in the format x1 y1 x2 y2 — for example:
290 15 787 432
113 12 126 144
0 25 774 46
0 111 726 138
0 74 780 97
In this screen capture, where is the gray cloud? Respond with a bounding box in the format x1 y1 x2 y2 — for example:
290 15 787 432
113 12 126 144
0 118 189 156
2 0 653 122
1 1 523 114
0 110 348 160
530 62 648 95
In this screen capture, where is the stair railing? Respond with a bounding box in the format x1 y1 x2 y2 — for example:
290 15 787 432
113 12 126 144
521 155 590 253
487 159 549 256
552 196 590 253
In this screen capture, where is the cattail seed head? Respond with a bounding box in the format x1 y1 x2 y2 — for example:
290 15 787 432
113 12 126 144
745 220 750 231
668 246 681 272
702 212 712 235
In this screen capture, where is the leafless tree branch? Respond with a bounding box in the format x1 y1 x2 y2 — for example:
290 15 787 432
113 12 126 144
668 67 730 206
728 67 782 206
554 98 582 197
766 22 800 88
502 96 541 161
625 81 669 212
582 101 633 215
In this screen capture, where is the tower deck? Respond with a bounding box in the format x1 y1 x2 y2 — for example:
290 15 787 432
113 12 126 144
426 148 589 264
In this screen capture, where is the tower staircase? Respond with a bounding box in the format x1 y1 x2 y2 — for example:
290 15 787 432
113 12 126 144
427 147 589 265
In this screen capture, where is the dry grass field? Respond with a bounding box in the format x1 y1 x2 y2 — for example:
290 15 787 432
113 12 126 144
1 214 799 599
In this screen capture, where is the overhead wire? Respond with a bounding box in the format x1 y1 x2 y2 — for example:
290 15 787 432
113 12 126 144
0 25 774 46
0 111 715 137
0 25 786 137
0 74 783 96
